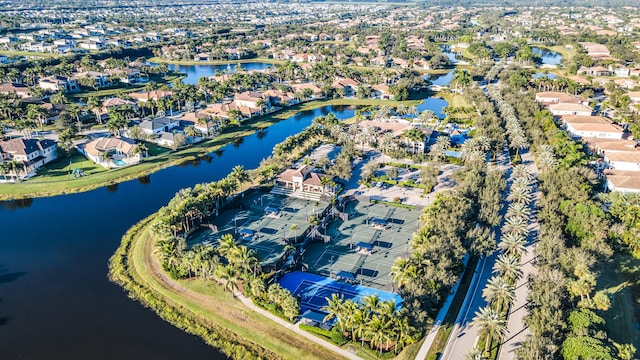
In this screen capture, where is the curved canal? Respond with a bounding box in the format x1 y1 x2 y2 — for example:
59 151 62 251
0 98 447 359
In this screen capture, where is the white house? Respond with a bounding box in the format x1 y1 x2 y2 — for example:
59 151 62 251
604 151 640 172
535 91 582 105
561 115 624 140
604 169 640 193
38 75 79 93
0 138 57 180
139 117 180 135
548 103 593 116
78 136 143 168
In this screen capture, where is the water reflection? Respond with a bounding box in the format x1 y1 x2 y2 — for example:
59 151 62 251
106 183 119 192
0 198 34 210
137 175 151 185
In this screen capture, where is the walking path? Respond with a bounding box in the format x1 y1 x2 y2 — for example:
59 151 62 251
414 255 470 360
498 148 539 359
235 293 362 360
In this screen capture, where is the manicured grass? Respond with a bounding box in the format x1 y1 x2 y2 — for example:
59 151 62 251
70 74 184 99
425 256 479 360
0 98 419 200
597 253 640 349
148 56 285 66
144 142 171 156
535 44 576 61
436 91 471 108
124 219 346 360
0 50 63 58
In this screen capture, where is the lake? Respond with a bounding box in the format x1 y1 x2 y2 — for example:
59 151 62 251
532 47 563 66
167 62 275 85
0 98 447 359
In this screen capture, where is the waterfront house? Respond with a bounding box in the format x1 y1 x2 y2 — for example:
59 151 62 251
139 117 180 135
0 138 57 180
78 136 143 168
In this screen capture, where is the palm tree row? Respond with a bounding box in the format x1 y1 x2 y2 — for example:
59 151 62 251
488 86 529 161
468 86 537 357
321 294 416 354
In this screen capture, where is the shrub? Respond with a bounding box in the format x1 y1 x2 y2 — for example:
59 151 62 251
299 324 347 346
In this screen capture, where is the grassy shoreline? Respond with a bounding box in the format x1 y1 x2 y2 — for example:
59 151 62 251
148 56 285 66
0 98 422 200
108 216 343 360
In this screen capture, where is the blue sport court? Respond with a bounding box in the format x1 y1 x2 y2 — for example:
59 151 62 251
279 271 403 313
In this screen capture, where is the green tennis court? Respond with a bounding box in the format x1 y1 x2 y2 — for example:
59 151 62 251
189 191 331 268
302 200 419 291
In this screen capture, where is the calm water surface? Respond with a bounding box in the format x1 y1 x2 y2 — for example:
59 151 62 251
0 105 355 360
168 62 274 85
532 47 563 65
0 97 447 359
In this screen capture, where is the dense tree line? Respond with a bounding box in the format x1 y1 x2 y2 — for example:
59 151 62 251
496 78 635 360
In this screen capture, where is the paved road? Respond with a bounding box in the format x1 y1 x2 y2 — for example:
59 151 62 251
499 147 539 359
437 145 513 360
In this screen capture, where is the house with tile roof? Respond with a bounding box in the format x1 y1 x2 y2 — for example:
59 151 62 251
38 75 79 93
273 165 337 201
77 136 144 168
0 138 57 180
604 169 640 193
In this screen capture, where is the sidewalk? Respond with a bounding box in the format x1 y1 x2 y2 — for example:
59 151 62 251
414 255 471 360
234 292 362 360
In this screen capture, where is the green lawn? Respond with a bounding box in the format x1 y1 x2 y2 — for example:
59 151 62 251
0 50 64 58
597 253 640 349
144 142 171 156
436 91 471 108
126 221 347 360
70 74 185 100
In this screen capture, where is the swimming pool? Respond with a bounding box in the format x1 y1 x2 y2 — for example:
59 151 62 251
113 159 127 166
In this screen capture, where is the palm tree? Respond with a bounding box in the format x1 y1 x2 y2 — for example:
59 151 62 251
289 223 299 243
507 185 532 205
465 348 486 360
217 233 239 258
512 164 530 180
453 69 472 89
134 143 148 159
502 215 529 237
509 134 528 158
229 165 250 194
215 265 239 295
231 245 259 278
472 306 507 354
482 275 515 314
499 233 526 257
430 136 450 161
506 202 530 219
390 258 417 289
493 253 523 282
322 294 347 331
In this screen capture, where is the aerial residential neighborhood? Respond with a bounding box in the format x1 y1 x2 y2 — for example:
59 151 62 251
1 1 640 360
